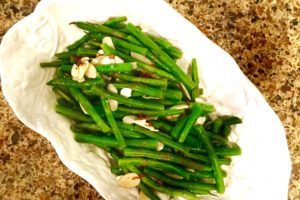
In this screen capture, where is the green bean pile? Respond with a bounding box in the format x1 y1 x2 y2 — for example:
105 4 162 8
41 16 242 200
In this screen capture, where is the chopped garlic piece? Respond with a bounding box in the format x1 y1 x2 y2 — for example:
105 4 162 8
130 52 152 65
102 36 115 49
108 99 118 111
107 84 118 94
85 63 97 78
117 173 140 188
120 88 132 97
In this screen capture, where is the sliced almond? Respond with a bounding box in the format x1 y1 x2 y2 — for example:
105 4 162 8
102 36 115 49
195 116 206 125
71 63 88 82
108 99 118 111
97 49 105 56
100 56 116 65
79 103 89 115
131 62 138 69
91 55 106 65
114 56 124 64
123 115 137 124
130 52 152 65
180 83 191 100
165 114 180 121
156 142 164 151
170 104 189 110
142 95 160 100
195 97 206 103
120 88 132 97
107 84 118 94
166 173 183 179
139 191 150 200
117 173 140 188
85 63 97 78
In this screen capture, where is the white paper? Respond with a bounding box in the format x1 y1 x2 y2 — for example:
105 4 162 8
0 0 291 199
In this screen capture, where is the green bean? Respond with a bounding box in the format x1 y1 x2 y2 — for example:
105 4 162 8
57 98 74 108
138 182 160 200
221 116 242 125
71 22 127 39
126 35 142 46
195 126 225 194
163 45 183 60
222 125 231 138
144 168 216 191
60 64 72 73
123 148 210 171
147 33 172 49
103 16 127 27
136 62 175 80
113 73 167 88
86 40 101 48
178 104 208 143
150 120 173 132
48 78 105 89
126 23 196 90
89 33 105 42
53 86 77 105
96 63 133 73
70 88 110 132
74 132 161 150
71 122 145 139
111 37 149 55
118 122 190 154
67 34 90 50
40 60 70 68
55 50 77 59
112 83 163 98
142 177 199 200
76 48 98 57
89 86 164 111
101 98 126 148
215 144 242 156
99 42 173 80
117 106 185 117
163 88 182 100
55 104 93 122
171 116 188 139
118 158 190 179
191 58 199 100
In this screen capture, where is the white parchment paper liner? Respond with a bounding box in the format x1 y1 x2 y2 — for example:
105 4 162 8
0 0 291 199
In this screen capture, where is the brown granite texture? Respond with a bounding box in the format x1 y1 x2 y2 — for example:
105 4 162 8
0 0 299 199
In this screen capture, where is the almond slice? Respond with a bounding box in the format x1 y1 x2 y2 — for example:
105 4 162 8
117 173 140 188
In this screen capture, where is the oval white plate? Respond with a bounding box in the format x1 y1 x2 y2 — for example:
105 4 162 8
0 0 291 199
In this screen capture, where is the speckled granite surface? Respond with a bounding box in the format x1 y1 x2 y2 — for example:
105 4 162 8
0 0 299 199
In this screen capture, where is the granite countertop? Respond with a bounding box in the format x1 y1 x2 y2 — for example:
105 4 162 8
0 0 299 199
